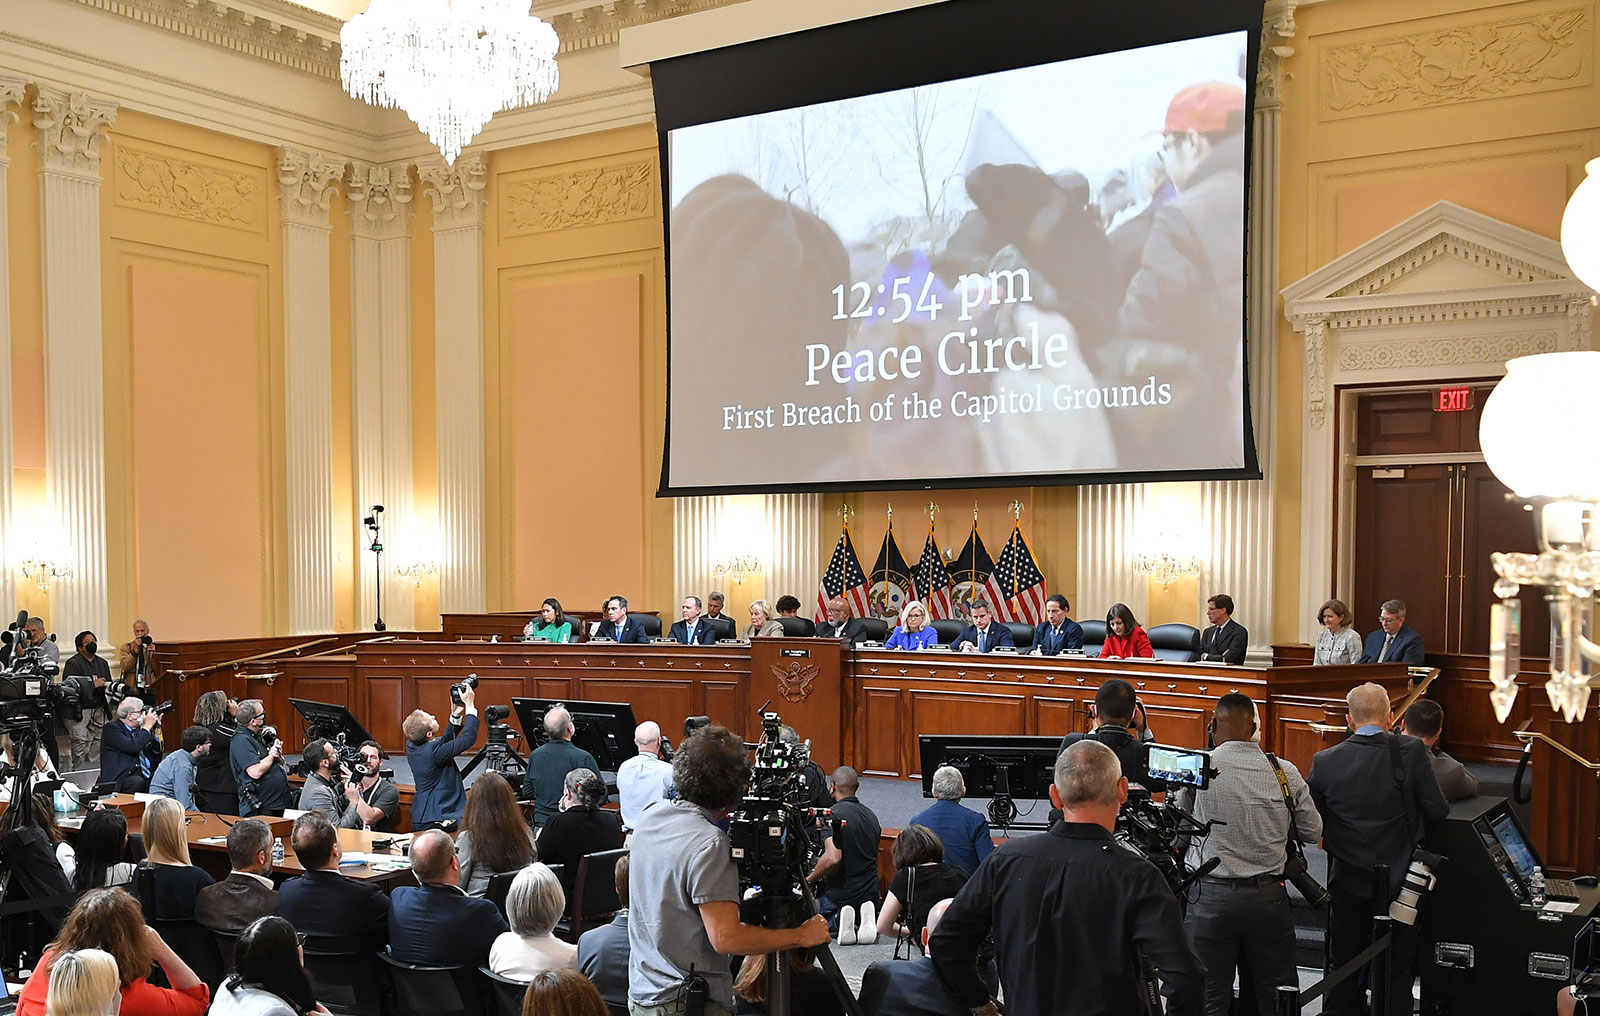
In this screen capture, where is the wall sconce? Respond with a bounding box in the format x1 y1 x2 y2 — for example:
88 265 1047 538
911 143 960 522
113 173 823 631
20 555 72 592
712 553 763 585
1133 550 1201 588
19 511 74 592
396 560 438 587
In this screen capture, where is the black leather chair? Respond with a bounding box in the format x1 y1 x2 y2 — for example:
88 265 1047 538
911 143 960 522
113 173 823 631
1002 622 1034 650
479 967 528 1016
210 931 239 975
563 614 585 642
706 615 738 640
930 619 964 645
631 613 663 639
558 848 628 944
1079 619 1107 657
856 617 890 643
304 949 385 1016
485 870 517 918
377 954 485 1016
1147 623 1201 662
151 918 223 990
776 616 816 637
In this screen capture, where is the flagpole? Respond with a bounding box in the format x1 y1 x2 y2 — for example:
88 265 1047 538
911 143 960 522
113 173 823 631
1009 499 1023 600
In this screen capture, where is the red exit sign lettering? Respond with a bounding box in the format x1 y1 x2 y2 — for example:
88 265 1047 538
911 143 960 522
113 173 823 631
1436 386 1474 412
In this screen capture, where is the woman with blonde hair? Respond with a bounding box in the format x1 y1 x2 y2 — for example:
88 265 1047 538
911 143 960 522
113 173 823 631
1313 598 1362 665
744 601 784 639
44 949 119 1016
135 796 213 921
885 601 938 651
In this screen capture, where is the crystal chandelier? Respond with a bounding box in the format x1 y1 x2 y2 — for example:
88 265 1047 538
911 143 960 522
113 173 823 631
340 0 560 165
1132 549 1202 589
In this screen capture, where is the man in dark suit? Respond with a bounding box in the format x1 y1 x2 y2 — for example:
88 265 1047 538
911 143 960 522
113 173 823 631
1359 598 1426 664
860 899 970 1016
1309 682 1449 1016
100 697 161 793
1400 699 1479 801
817 596 872 645
668 596 717 645
389 829 509 967
279 813 391 953
594 595 648 643
194 819 279 934
1198 593 1248 665
953 601 1014 654
1032 594 1084 656
704 591 737 638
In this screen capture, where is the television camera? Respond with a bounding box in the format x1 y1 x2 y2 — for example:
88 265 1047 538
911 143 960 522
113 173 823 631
1115 743 1222 898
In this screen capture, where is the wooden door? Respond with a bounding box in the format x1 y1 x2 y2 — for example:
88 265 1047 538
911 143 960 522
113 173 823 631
1459 462 1550 656
1353 464 1454 643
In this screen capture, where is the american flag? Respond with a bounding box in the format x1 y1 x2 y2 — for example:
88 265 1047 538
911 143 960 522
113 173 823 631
815 528 872 622
983 525 1049 625
914 527 956 619
949 523 996 620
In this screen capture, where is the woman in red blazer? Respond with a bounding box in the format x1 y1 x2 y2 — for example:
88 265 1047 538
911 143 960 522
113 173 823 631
1098 603 1154 659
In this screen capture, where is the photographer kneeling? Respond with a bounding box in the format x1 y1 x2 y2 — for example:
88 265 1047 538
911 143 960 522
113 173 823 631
404 682 479 832
297 739 363 828
628 724 829 1016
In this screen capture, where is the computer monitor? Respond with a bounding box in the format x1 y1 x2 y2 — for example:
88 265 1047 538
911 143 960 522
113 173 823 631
917 735 1060 801
289 698 380 750
511 698 639 773
1473 802 1546 904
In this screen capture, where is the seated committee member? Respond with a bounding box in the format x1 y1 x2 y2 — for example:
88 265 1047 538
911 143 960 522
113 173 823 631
521 705 602 827
705 591 736 634
594 596 647 643
885 601 938 651
278 813 390 954
1401 699 1479 801
524 598 574 642
194 819 278 935
1032 594 1084 655
100 697 161 794
1099 603 1154 660
489 862 577 980
536 768 624 902
1314 598 1363 665
745 600 785 638
1361 598 1427 664
618 720 673 830
817 596 872 645
389 829 510 968
405 683 480 830
952 601 1013 654
908 766 993 876
577 854 631 1010
860 899 967 1016
774 595 803 617
149 725 209 810
1198 593 1248 665
455 771 537 897
669 596 718 645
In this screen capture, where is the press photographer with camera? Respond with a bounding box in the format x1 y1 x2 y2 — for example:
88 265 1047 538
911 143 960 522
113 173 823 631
628 724 830 1016
116 619 154 684
297 738 354 824
99 697 162 793
404 679 480 831
23 616 60 668
1058 678 1153 785
1177 693 1322 1015
61 631 113 771
347 740 400 831
230 699 291 817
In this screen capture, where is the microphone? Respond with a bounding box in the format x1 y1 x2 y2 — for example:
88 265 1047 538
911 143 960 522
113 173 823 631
1173 856 1223 898
14 610 28 631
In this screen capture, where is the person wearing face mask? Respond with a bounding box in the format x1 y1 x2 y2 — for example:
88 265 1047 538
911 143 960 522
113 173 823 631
230 699 290 818
61 631 112 772
99 697 161 794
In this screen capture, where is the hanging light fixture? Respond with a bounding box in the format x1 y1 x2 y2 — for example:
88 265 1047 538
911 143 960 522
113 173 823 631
340 0 560 166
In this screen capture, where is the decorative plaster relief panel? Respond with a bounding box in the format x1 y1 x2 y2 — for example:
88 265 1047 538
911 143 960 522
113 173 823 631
114 141 265 232
500 158 654 238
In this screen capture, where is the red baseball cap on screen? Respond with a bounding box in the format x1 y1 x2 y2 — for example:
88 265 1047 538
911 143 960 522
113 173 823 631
1162 81 1246 134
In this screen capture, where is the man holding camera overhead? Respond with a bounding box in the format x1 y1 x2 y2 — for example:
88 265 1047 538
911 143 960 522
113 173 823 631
405 681 480 831
1179 693 1322 1015
232 698 291 817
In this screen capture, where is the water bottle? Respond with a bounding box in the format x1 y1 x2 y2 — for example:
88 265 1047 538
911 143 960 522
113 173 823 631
273 837 285 863
1530 866 1547 906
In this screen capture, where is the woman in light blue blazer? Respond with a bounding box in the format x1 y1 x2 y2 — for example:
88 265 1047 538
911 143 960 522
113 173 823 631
886 600 939 651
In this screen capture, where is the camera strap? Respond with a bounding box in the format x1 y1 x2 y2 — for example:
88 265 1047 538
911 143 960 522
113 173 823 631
1264 753 1307 866
1386 732 1417 844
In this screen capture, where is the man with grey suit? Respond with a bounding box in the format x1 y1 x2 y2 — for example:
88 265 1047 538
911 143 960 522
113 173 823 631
1401 699 1479 801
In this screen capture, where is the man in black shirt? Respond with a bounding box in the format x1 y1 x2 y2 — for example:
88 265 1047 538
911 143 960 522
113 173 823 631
808 765 882 945
931 739 1204 1016
1058 678 1151 784
520 705 601 827
61 630 112 771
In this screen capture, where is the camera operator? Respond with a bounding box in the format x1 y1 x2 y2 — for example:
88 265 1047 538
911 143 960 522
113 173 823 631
1058 678 1152 784
297 738 354 824
1177 693 1322 1015
930 739 1204 1016
230 699 291 817
628 724 829 1016
806 766 883 944
116 619 154 685
346 740 400 832
1308 682 1448 1016
404 682 479 831
23 616 60 667
61 630 112 772
99 696 161 793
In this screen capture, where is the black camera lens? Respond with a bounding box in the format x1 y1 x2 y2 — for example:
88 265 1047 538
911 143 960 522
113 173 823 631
484 704 510 722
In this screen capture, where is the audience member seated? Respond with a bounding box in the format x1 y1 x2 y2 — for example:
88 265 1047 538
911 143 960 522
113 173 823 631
42 947 120 1016
194 819 278 935
191 691 240 815
1313 597 1362 665
807 766 882 945
521 969 609 1016
668 596 717 646
279 813 390 954
733 949 844 1016
576 854 630 1010
405 685 480 831
149 725 209 810
1361 598 1427 664
535 768 624 901
907 767 993 876
17 888 209 1016
456 770 538 896
521 706 601 827
100 697 160 794
859 899 968 1016
1098 603 1154 660
135 797 215 921
72 808 136 891
489 863 577 980
1198 593 1248 665
774 595 802 617
617 721 673 831
885 601 938 651
33 795 76 883
211 916 326 1016
1401 699 1479 801
1032 594 1084 656
524 597 574 643
594 595 647 643
875 826 969 947
817 596 872 645
744 600 784 639
389 829 509 968
951 601 1013 654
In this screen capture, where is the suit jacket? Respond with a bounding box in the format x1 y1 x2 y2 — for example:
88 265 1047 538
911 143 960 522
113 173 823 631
389 883 509 968
1198 619 1248 665
667 619 716 646
817 617 872 645
859 956 970 1016
100 719 160 786
952 623 1014 653
1308 731 1449 899
194 872 279 934
1360 624 1426 665
278 868 391 953
1428 747 1480 801
594 617 648 644
1031 619 1084 656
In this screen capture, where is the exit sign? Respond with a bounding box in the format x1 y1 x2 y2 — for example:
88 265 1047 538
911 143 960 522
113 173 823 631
1436 386 1474 412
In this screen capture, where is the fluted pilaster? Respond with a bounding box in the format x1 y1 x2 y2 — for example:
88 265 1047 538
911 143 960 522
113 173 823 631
0 79 24 618
419 155 487 613
278 146 342 633
35 85 116 639
348 161 416 630
672 494 823 607
1076 484 1150 623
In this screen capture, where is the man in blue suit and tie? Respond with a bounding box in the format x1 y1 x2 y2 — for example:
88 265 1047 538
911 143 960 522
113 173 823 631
389 829 509 967
1031 594 1084 656
595 595 648 643
953 601 1014 654
668 596 717 645
1359 598 1426 664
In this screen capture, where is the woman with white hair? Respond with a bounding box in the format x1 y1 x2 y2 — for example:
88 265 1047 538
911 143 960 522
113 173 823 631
743 601 784 639
488 863 577 980
885 601 938 651
44 949 119 1016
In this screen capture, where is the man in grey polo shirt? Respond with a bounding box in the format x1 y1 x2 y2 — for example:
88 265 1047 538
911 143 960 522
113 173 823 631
628 724 829 1016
